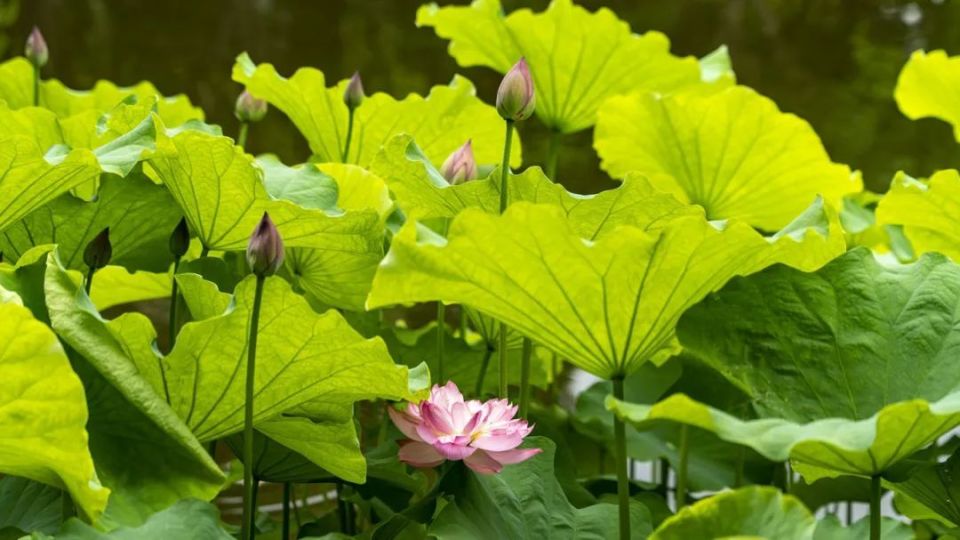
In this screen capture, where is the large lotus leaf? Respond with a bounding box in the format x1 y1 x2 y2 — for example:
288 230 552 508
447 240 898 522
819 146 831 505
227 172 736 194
0 57 203 125
428 437 652 539
840 192 915 263
611 248 960 481
88 267 171 311
813 515 914 540
876 170 960 260
371 134 694 230
42 254 224 526
36 499 232 540
258 154 339 210
416 0 702 133
0 291 108 522
888 446 960 527
232 53 519 167
648 487 815 540
0 172 181 273
0 476 62 537
595 85 861 231
894 49 960 140
367 197 844 379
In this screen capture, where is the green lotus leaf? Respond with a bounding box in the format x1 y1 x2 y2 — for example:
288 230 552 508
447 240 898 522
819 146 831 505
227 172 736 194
42 254 224 526
315 162 394 218
876 170 960 260
258 154 339 210
428 437 652 539
88 267 171 311
612 248 960 482
813 515 914 540
0 172 181 273
38 499 232 540
840 191 914 262
894 49 960 140
0 476 62 537
371 134 694 229
232 52 520 167
0 57 203 126
367 197 843 379
888 446 960 527
0 289 108 522
416 0 703 133
648 486 814 540
595 85 861 231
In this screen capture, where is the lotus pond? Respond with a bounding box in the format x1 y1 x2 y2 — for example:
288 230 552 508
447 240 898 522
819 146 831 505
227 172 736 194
5 1 960 539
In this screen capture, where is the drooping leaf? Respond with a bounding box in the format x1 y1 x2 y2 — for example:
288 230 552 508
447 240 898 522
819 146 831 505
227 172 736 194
88 267 172 311
232 53 520 167
428 437 652 539
0 476 62 537
43 253 224 526
0 172 181 273
416 0 703 133
648 486 815 540
0 288 108 521
888 446 960 527
594 85 860 230
367 197 844 379
612 248 960 482
876 170 960 260
35 499 232 540
894 49 960 141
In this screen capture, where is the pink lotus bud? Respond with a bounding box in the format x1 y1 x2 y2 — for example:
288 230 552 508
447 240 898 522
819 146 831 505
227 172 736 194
389 382 541 474
246 212 284 277
25 26 48 68
235 90 268 123
83 228 112 270
343 71 365 109
440 140 478 185
496 58 535 122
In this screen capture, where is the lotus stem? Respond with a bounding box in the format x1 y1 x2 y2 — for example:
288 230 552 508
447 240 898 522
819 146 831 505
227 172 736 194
545 129 562 181
518 337 532 418
337 482 354 534
734 446 745 488
475 345 494 396
870 475 881 540
342 108 355 163
612 375 630 540
437 303 446 382
83 266 96 296
241 275 266 540
282 482 291 540
238 121 249 150
677 424 690 510
33 66 40 107
460 307 468 343
498 325 509 398
497 119 514 399
61 491 74 521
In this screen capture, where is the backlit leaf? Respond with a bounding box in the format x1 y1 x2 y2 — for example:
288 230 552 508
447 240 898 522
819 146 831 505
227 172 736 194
876 170 960 260
894 49 960 141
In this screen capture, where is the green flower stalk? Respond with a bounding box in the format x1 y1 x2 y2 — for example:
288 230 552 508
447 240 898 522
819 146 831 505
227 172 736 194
495 58 534 399
241 212 284 540
164 218 190 396
612 376 630 540
342 71 364 163
82 227 111 295
25 26 47 107
235 89 268 149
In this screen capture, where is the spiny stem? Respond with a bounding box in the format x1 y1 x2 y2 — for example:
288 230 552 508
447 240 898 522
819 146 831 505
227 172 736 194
612 376 630 540
677 424 690 510
497 119 514 399
241 275 266 540
870 475 882 540
238 121 249 150
436 303 446 382
342 108 355 163
282 482 291 540
545 129 562 181
518 337 532 418
475 345 494 396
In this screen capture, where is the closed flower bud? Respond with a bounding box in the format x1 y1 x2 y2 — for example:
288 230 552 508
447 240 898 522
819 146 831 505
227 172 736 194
25 26 48 68
440 140 478 185
344 71 364 109
169 218 190 259
496 58 535 122
83 228 112 270
246 212 284 277
235 90 268 123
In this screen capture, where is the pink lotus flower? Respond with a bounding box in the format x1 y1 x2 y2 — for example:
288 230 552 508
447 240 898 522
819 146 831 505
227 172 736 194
389 382 541 474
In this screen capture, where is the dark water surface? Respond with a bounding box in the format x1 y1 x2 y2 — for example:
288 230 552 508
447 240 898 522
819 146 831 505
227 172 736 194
8 0 960 193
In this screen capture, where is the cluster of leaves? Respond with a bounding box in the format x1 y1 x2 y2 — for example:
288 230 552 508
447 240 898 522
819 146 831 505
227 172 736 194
6 0 960 539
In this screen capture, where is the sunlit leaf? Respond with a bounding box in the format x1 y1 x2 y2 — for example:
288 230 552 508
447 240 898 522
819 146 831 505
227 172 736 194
894 49 960 141
416 0 703 133
232 53 520 167
648 486 814 540
0 286 108 522
367 198 843 379
595 85 860 230
876 170 960 260
89 267 171 311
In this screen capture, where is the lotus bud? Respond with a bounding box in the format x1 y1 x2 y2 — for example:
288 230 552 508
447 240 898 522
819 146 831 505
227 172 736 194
440 140 478 185
234 90 268 123
169 218 190 259
496 58 535 122
344 71 364 109
83 228 112 270
246 212 284 277
25 26 48 68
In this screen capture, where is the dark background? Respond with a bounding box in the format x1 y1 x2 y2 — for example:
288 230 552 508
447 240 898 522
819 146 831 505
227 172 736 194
6 0 960 193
